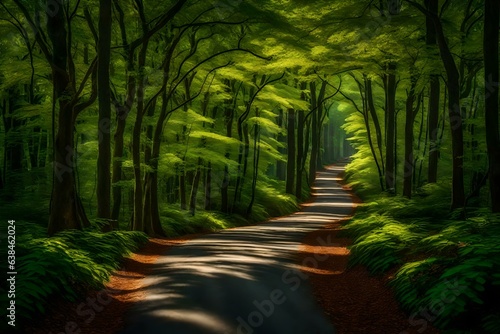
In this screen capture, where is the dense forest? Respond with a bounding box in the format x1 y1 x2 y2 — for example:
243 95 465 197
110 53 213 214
0 0 499 333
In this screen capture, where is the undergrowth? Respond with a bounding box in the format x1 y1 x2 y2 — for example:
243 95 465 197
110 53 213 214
0 221 147 332
159 175 299 236
342 181 500 333
159 208 247 235
0 171 299 332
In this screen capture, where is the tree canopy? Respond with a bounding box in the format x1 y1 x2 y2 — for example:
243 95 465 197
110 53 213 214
1 0 499 332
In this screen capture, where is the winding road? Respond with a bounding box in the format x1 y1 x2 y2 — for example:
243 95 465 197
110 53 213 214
120 162 354 334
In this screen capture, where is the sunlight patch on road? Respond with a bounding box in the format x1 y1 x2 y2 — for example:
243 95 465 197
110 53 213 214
314 177 343 181
301 202 354 207
148 309 234 333
311 186 344 190
310 193 351 197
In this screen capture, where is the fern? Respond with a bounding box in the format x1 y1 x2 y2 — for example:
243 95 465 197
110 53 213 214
0 225 148 331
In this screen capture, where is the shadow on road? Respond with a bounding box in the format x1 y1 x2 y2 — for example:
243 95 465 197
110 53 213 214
120 162 354 334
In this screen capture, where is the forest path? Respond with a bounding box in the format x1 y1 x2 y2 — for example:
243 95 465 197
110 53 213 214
120 162 354 334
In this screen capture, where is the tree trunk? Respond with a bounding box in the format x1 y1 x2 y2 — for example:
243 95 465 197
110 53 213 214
425 0 440 184
276 109 286 180
365 76 385 174
385 63 397 191
309 82 318 185
221 164 229 213
328 117 335 161
316 122 323 170
234 121 249 207
286 109 296 194
242 123 250 180
97 0 112 224
204 161 212 210
484 0 500 212
111 0 135 221
323 122 329 163
403 77 418 198
47 3 90 235
111 107 127 220
247 123 261 215
179 170 187 210
142 88 172 236
309 81 327 184
295 109 305 198
415 94 427 189
142 99 159 234
235 122 250 205
303 118 311 180
150 173 164 235
410 0 466 210
142 174 153 234
50 111 89 235
221 103 233 213
355 75 385 191
433 17 466 210
131 41 149 231
427 76 440 183
363 106 385 191
189 158 202 216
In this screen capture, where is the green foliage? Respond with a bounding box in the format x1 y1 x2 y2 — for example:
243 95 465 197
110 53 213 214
343 169 500 332
160 207 245 236
1 0 491 332
252 174 299 219
390 216 500 332
0 222 147 330
347 214 420 273
158 171 298 237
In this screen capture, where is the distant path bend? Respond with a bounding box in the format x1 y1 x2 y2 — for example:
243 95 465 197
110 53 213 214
120 161 354 334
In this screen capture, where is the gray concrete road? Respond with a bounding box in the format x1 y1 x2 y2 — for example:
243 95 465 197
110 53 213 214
120 162 353 334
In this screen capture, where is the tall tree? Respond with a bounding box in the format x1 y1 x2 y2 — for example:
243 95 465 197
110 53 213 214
276 109 286 180
407 0 466 210
97 0 112 224
385 63 397 192
365 74 385 186
349 73 385 191
13 0 97 235
295 106 305 198
308 80 327 185
483 0 500 212
285 108 295 194
129 0 189 232
424 0 440 185
110 0 136 221
402 71 421 198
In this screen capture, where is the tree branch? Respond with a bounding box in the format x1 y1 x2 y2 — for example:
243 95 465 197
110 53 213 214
74 62 98 116
239 72 285 126
338 89 363 114
173 19 249 29
168 62 231 115
83 7 99 43
11 0 52 61
74 56 98 101
129 0 189 52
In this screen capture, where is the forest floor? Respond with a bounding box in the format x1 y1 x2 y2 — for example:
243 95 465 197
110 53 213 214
297 170 441 334
28 161 439 334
